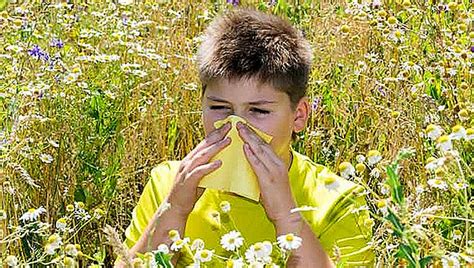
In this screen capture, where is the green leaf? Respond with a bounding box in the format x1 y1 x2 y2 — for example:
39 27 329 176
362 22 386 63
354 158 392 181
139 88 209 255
386 164 404 205
397 244 417 268
420 256 433 268
155 252 173 268
386 209 404 237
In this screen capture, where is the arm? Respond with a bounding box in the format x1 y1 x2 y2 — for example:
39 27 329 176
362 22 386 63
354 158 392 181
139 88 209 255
237 123 334 267
116 122 232 267
274 207 334 267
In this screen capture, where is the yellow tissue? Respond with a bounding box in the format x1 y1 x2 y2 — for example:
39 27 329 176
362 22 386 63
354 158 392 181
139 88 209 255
198 115 273 201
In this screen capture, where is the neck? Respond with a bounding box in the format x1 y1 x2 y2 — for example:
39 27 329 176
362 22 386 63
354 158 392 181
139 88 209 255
279 148 293 171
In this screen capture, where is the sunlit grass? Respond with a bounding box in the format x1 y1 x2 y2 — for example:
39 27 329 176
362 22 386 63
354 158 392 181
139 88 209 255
0 0 472 266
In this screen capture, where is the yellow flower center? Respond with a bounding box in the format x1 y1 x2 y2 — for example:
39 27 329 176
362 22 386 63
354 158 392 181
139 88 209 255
377 200 387 208
286 234 294 242
437 135 450 144
367 150 380 157
168 230 179 240
452 125 463 133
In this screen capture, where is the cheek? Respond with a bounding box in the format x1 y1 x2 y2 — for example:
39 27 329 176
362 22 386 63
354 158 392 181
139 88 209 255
202 110 225 136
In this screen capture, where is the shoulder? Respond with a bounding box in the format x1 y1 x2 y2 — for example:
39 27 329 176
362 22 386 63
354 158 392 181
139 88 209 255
290 150 360 194
150 160 182 181
289 150 364 214
144 160 182 200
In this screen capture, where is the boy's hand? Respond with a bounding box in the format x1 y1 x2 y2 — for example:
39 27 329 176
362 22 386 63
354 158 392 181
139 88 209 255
236 122 296 223
167 122 232 217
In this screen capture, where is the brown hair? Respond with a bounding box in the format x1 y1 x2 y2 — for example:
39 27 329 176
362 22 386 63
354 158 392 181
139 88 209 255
196 8 313 108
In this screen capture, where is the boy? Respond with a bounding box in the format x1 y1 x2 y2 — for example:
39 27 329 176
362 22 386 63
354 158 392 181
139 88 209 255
122 8 374 267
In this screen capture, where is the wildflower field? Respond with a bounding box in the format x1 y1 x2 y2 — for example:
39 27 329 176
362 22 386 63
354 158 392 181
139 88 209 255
0 0 473 267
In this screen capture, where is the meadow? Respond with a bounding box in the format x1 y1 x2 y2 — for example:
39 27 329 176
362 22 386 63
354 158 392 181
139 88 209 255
0 0 472 267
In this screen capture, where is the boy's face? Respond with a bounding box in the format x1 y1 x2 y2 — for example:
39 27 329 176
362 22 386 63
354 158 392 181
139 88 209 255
201 77 309 163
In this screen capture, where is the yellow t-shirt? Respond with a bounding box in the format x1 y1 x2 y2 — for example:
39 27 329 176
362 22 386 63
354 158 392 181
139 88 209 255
124 149 374 266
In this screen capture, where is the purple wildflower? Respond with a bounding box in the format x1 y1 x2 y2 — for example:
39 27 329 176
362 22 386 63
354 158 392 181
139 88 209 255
470 46 474 53
28 45 50 62
269 0 278 5
50 38 64 49
377 86 386 97
227 0 239 6
311 97 321 111
122 14 128 26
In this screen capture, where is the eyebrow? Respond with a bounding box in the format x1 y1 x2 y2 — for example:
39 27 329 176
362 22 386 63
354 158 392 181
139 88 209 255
206 96 277 105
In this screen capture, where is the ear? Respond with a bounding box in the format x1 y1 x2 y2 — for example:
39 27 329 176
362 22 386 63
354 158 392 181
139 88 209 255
293 97 310 133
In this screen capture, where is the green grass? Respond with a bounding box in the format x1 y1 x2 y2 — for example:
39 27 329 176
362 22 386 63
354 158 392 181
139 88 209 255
0 0 472 266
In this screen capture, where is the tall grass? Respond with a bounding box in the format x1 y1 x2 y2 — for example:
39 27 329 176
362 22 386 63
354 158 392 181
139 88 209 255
0 0 472 266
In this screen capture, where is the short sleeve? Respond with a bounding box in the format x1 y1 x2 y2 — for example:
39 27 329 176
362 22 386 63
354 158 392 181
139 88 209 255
317 186 374 266
124 161 178 249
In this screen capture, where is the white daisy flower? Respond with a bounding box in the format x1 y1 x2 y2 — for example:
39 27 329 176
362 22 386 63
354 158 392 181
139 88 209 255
370 167 381 178
379 183 390 195
376 199 389 216
63 73 79 84
452 229 462 241
170 237 190 251
277 233 303 251
355 154 366 163
47 233 62 249
225 258 244 268
155 243 169 255
39 153 53 164
367 150 382 166
56 217 67 231
415 185 425 195
424 157 446 171
5 255 18 267
449 125 466 140
44 243 57 255
191 238 205 251
93 208 105 219
465 128 474 141
220 230 244 251
338 162 355 179
168 229 180 242
219 201 231 213
436 135 453 152
452 181 468 191
65 244 79 257
194 249 213 263
426 124 443 140
441 254 460 268
427 178 448 190
20 206 46 222
245 242 272 263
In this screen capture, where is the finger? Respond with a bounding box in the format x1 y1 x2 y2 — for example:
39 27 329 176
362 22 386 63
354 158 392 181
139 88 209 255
185 160 222 186
237 123 280 167
243 143 270 178
186 136 231 171
188 122 231 159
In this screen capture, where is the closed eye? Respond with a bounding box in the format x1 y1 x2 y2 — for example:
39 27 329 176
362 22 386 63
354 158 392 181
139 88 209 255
210 105 230 110
250 108 270 114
